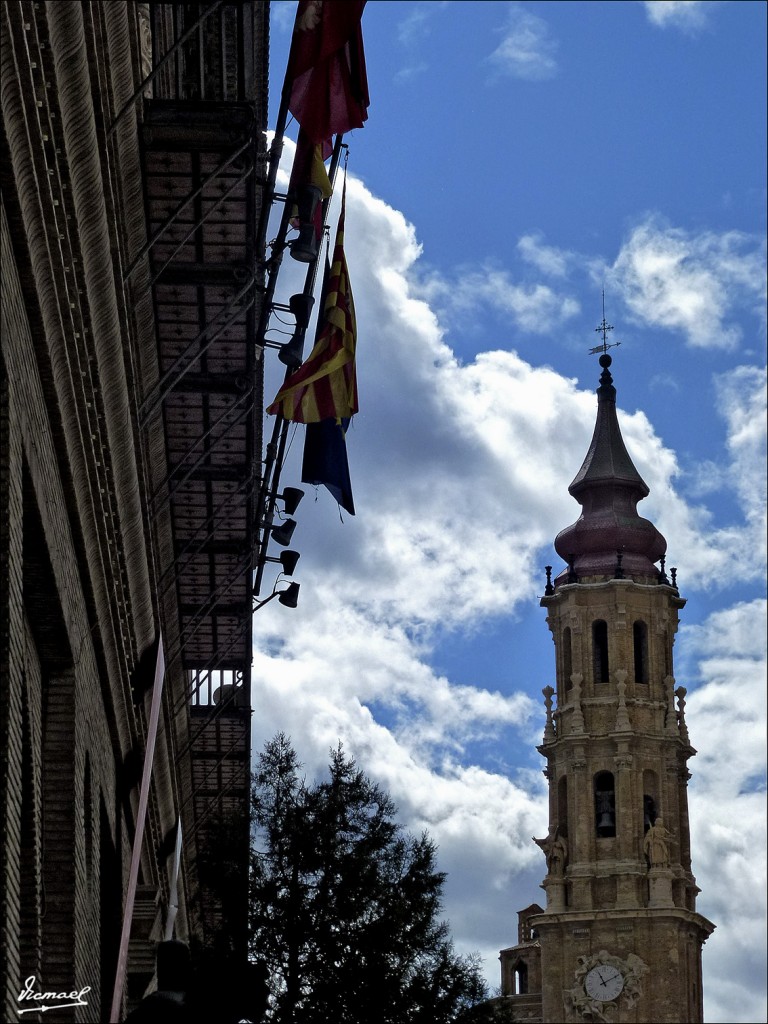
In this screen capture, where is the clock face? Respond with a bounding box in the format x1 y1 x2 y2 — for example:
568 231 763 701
585 964 625 1002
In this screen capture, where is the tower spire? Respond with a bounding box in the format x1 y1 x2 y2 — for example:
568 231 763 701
553 326 665 585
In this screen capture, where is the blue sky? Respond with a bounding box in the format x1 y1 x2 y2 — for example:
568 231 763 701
254 4 767 1022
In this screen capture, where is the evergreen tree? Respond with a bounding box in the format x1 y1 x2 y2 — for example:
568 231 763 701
249 734 492 1024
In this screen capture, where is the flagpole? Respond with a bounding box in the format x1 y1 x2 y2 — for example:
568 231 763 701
256 0 347 259
252 1 305 369
254 0 298 260
252 234 327 599
253 133 347 596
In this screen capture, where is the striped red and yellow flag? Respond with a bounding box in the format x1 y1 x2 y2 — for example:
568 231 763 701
267 189 358 423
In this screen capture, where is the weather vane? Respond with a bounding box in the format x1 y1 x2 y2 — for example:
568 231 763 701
589 290 622 356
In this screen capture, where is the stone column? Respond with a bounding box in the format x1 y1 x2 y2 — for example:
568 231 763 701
569 753 592 910
542 875 567 911
614 749 633 859
648 868 675 908
614 748 637 908
570 673 585 733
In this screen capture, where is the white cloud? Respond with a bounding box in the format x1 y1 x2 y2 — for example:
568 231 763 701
270 0 297 34
393 62 429 85
517 233 571 277
260 145 765 1006
715 365 768 535
630 363 767 591
487 3 558 81
648 371 681 392
683 599 768 1024
643 0 711 32
606 217 767 349
420 264 580 334
427 216 766 355
256 162 593 973
393 1 449 83
397 1 449 46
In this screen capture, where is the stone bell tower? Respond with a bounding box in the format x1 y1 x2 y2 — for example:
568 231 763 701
500 347 714 1023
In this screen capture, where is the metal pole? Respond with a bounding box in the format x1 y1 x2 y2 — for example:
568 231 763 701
164 818 183 941
109 635 166 1023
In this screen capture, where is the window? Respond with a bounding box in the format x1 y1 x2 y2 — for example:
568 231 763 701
592 620 609 683
594 771 616 837
563 627 573 690
634 621 649 684
513 962 529 995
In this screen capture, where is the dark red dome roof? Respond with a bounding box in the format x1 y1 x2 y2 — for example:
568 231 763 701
553 355 666 584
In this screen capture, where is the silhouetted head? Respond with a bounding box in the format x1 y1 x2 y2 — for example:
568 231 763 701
156 940 192 993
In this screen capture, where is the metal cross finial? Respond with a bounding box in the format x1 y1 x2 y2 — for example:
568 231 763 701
588 290 622 356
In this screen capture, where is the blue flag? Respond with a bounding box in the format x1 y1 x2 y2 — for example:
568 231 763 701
301 418 355 515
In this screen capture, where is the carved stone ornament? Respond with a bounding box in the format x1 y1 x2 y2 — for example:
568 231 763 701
563 949 648 1022
570 672 585 732
137 3 153 94
542 685 557 743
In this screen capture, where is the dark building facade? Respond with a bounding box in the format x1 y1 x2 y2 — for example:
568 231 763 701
1 2 270 1020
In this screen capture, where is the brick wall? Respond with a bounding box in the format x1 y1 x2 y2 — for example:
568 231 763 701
2 2 269 1016
0 0 184 1011
0 343 24 1019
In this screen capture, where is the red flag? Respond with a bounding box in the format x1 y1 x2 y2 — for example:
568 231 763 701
286 1 369 156
267 188 357 423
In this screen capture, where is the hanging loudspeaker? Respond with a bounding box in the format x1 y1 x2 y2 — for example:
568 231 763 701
279 550 300 576
278 333 304 368
289 292 314 329
290 184 322 263
277 582 300 608
281 487 304 515
271 519 297 546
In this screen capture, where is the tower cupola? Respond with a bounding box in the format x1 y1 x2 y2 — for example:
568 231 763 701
553 353 666 585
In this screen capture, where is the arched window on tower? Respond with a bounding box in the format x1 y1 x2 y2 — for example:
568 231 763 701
633 620 649 684
563 627 573 690
594 771 616 837
513 961 529 995
592 620 609 683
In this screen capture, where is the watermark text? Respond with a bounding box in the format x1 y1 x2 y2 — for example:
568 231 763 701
17 976 91 1014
